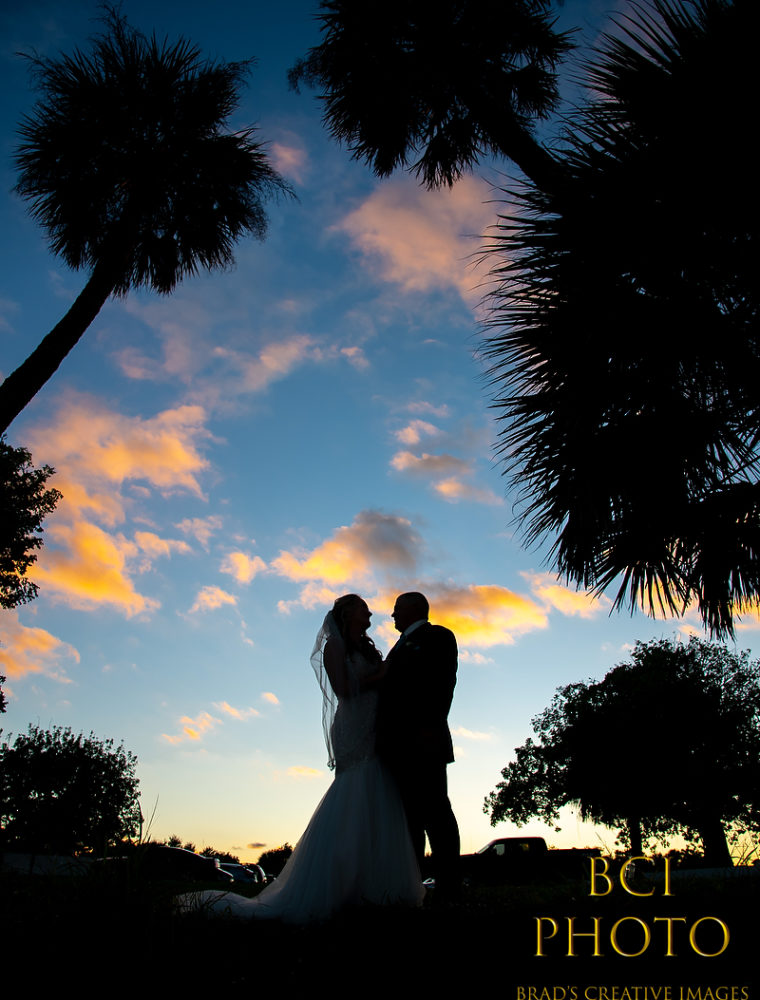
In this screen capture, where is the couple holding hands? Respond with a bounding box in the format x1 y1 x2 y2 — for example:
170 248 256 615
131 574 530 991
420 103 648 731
189 592 460 922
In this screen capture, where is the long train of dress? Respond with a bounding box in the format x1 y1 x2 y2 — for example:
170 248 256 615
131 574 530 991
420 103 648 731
178 753 423 923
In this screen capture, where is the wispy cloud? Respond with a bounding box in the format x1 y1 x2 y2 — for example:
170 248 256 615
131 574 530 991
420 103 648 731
270 136 308 185
433 477 501 505
163 710 221 744
189 585 238 614
261 691 280 705
524 572 613 619
213 701 261 720
285 766 324 779
391 451 470 477
451 726 493 742
176 515 223 549
335 174 494 304
0 612 79 682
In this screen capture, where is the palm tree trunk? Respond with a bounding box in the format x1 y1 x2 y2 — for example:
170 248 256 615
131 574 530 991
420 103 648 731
0 260 118 434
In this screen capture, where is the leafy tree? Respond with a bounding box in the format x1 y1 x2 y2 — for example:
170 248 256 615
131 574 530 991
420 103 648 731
0 438 61 609
290 0 571 190
0 8 290 433
0 724 142 855
257 842 293 875
0 675 6 715
484 0 760 637
484 637 760 867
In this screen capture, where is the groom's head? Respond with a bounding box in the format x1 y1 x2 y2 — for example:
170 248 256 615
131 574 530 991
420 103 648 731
392 592 429 633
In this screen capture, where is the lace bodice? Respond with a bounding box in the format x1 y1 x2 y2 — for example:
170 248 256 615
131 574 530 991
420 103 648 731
330 652 378 772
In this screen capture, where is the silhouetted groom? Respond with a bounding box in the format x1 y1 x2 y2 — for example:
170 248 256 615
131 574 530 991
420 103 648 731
377 592 460 897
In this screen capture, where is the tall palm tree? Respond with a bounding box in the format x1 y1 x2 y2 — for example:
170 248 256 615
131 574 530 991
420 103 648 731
289 0 572 191
0 9 291 433
483 0 760 636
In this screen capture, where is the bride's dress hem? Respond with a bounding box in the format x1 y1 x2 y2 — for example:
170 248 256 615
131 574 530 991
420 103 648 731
175 755 423 925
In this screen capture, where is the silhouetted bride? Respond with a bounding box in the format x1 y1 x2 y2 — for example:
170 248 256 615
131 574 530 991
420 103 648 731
178 594 423 922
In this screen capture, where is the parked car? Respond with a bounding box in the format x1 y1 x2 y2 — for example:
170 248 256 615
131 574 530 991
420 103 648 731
219 862 266 884
134 845 234 882
423 837 600 887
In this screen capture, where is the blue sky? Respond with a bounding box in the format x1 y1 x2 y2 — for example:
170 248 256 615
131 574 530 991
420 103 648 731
2 0 750 862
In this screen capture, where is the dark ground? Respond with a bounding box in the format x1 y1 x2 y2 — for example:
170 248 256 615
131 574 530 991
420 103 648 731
2 864 756 996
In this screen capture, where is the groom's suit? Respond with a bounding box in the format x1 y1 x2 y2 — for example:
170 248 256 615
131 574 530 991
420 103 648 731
376 620 460 889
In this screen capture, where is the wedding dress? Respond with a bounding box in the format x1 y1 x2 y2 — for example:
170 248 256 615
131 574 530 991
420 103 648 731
177 613 423 923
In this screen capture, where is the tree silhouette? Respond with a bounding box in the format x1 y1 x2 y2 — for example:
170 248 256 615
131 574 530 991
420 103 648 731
484 0 760 637
290 0 571 190
257 842 293 875
485 637 760 867
293 0 760 636
0 8 290 434
0 438 61 609
0 724 142 854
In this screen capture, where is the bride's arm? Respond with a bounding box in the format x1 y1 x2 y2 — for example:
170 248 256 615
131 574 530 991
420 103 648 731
324 639 386 696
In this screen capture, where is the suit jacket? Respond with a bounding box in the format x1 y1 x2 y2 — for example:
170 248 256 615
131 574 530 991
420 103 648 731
376 621 457 768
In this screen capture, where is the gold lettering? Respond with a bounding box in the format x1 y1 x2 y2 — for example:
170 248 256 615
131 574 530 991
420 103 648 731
653 916 687 956
589 856 613 896
535 917 558 956
610 915 651 957
688 916 730 957
567 916 603 957
620 856 654 896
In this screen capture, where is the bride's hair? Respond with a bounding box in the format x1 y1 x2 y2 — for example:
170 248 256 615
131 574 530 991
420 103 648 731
332 594 381 663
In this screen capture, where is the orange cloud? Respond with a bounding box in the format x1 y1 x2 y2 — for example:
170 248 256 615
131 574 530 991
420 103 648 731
395 420 440 445
0 612 79 681
261 691 280 705
163 710 221 744
381 583 549 648
189 586 238 614
214 701 261 720
286 766 324 779
433 477 501 505
524 572 612 618
19 398 214 618
220 551 267 584
271 510 421 588
135 531 192 561
34 520 159 617
335 174 494 303
27 398 210 500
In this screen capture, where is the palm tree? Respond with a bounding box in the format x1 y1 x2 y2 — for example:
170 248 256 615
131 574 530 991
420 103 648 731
0 9 291 433
289 0 572 191
483 0 760 637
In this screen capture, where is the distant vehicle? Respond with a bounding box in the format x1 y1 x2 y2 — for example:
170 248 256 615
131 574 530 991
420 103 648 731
134 845 234 882
424 837 600 887
219 862 266 884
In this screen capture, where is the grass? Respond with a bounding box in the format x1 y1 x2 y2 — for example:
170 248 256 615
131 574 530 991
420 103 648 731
2 866 757 993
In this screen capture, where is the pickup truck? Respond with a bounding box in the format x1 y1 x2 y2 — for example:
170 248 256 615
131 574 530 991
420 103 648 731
453 837 600 885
